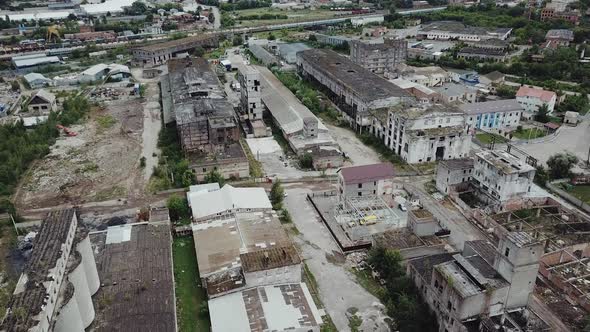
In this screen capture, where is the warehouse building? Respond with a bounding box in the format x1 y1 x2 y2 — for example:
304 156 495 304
387 103 471 164
418 21 512 41
297 48 412 131
1 209 100 332
349 38 407 75
90 221 176 332
257 66 343 168
132 34 219 67
12 53 61 73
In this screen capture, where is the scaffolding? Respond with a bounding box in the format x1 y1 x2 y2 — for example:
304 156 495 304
334 195 404 241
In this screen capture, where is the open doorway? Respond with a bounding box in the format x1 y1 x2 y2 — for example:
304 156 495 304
435 146 445 160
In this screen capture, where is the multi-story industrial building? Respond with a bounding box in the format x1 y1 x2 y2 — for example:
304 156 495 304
472 150 536 202
166 57 248 181
238 65 266 137
435 158 474 194
386 104 471 164
408 231 544 332
132 34 219 67
1 209 100 332
460 99 523 132
337 163 396 202
297 48 412 131
349 38 407 75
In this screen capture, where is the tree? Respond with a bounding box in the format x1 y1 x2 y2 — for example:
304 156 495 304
204 169 225 186
547 152 578 179
534 165 549 187
166 194 190 221
208 12 215 24
308 34 317 42
232 34 243 46
298 153 313 169
10 80 19 91
268 32 275 40
193 46 205 57
535 104 550 123
270 180 284 209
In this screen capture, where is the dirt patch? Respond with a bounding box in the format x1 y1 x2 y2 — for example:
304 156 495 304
325 250 346 265
16 89 149 210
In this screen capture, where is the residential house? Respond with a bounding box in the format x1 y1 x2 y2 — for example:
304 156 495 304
27 89 56 114
515 86 557 118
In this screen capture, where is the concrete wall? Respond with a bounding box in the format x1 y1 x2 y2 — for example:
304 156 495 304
243 264 301 288
408 210 441 236
69 260 96 328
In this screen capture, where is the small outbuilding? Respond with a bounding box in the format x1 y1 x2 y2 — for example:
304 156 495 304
27 89 56 114
564 111 579 126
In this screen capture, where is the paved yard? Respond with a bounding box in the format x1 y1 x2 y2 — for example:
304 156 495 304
326 124 381 166
284 187 390 332
516 119 590 169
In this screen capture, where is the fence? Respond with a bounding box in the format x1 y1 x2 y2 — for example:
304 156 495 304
546 180 590 214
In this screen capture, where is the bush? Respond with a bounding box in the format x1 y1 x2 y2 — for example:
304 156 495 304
270 180 284 209
298 153 313 169
139 157 146 168
166 194 190 221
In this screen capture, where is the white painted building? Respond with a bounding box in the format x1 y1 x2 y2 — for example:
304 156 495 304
0 209 100 332
515 86 557 117
460 99 522 132
351 15 385 27
472 150 536 202
187 184 272 222
386 104 471 164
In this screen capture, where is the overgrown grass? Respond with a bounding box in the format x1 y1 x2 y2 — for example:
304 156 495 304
173 236 210 332
567 184 590 204
93 185 126 201
511 128 547 140
475 132 508 144
351 268 385 300
240 138 264 178
96 114 117 131
357 133 412 171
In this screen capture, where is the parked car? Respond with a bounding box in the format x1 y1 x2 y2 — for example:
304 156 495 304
398 203 407 212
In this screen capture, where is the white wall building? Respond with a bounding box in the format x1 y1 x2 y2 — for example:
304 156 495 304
188 184 272 222
386 104 471 164
460 99 522 132
472 150 536 202
515 86 557 117
0 209 100 332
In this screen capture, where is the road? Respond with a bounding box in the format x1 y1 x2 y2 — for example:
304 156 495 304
284 187 390 332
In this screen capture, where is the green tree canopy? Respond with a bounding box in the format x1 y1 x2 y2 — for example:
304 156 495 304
547 152 578 179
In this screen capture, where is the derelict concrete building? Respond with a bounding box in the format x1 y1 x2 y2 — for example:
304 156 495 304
132 34 219 67
296 48 412 132
0 209 100 332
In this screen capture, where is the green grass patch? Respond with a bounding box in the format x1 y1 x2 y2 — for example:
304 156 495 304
351 268 385 300
476 132 508 144
173 236 210 332
566 184 590 204
93 185 126 201
96 114 117 130
240 138 264 178
511 128 547 140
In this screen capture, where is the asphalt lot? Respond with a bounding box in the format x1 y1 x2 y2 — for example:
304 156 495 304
284 187 390 332
515 118 590 170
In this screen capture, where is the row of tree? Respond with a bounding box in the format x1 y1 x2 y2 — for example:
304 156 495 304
0 95 90 213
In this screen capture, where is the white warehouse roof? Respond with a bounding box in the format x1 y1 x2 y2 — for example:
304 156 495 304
208 283 323 332
189 184 271 220
81 0 135 15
